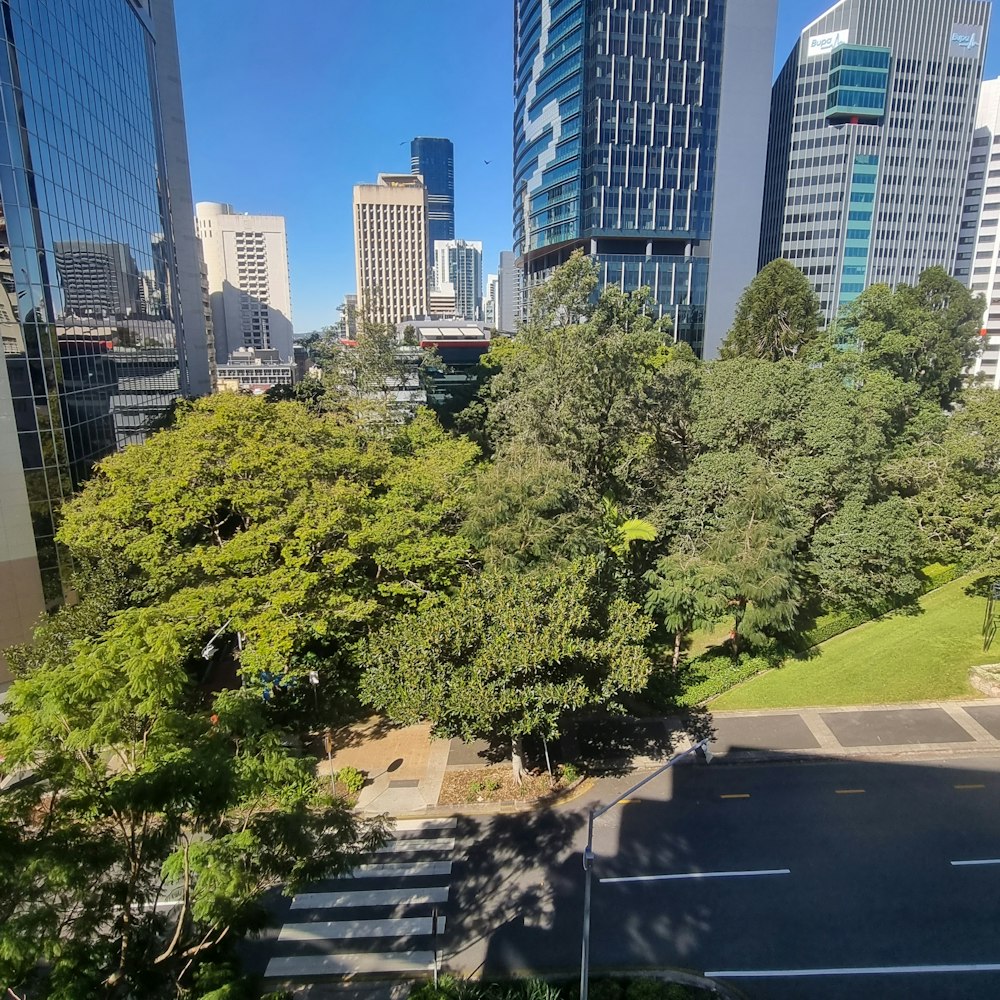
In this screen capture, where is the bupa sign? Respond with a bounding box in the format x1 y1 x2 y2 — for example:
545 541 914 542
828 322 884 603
807 29 850 58
951 24 983 56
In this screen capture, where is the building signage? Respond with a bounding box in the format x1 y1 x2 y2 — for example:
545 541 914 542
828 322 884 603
807 29 850 58
950 24 983 56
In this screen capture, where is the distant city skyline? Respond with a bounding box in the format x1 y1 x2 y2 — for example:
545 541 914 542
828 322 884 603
174 0 1000 334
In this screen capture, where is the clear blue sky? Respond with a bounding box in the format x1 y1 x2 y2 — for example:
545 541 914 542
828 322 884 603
174 1 1000 334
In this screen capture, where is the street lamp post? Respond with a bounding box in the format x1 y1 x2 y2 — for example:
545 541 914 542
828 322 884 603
579 737 712 1000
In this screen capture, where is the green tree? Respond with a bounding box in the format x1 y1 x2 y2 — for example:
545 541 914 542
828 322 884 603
0 618 386 998
360 560 653 781
527 248 599 328
720 259 821 361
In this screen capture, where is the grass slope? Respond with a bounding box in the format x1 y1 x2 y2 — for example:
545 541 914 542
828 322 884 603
711 575 997 710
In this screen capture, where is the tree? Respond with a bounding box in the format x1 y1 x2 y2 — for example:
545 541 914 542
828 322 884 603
836 268 984 408
527 248 598 328
720 259 821 361
54 394 477 704
360 560 653 782
0 615 386 997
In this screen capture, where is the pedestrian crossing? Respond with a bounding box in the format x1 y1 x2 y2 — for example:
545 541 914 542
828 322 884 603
264 816 457 981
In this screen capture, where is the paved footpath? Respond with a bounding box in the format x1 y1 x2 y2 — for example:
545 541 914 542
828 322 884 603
329 699 1000 816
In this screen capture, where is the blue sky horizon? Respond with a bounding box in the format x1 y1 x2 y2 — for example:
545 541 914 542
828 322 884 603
175 1 1000 334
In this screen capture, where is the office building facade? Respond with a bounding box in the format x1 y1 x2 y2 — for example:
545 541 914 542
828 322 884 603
513 0 778 356
760 0 991 325
497 249 521 331
433 239 483 321
0 0 209 680
484 273 499 327
411 137 455 275
353 174 429 326
195 203 294 362
956 76 1000 388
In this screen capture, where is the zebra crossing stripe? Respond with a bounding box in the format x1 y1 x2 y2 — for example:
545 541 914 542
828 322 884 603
278 915 447 941
291 886 449 909
376 837 456 853
264 951 435 978
352 861 453 878
394 817 458 832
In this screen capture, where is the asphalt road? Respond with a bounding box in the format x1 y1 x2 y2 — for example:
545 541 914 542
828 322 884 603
445 753 1000 1000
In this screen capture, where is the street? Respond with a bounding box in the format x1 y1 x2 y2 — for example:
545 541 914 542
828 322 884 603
445 753 1000 999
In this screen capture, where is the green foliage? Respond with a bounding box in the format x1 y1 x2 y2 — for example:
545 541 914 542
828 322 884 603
468 777 502 796
721 258 821 361
558 762 581 784
657 654 772 708
409 979 711 1000
336 765 366 795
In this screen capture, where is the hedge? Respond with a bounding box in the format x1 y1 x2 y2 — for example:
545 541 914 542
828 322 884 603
676 655 772 707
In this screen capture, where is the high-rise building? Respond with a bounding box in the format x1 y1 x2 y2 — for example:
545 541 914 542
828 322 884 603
195 203 294 362
513 0 778 357
484 273 499 328
497 250 520 332
760 0 991 326
957 76 1000 389
433 239 483 321
411 138 456 272
0 0 210 681
353 174 429 326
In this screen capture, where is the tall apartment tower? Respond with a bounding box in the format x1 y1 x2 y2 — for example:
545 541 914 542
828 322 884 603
956 76 1000 389
411 138 456 273
434 239 484 321
195 203 294 363
353 174 429 326
513 0 778 357
484 273 500 327
497 250 520 332
0 0 210 681
760 0 991 326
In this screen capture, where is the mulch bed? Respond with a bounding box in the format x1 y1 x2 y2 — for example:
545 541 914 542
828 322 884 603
438 766 570 805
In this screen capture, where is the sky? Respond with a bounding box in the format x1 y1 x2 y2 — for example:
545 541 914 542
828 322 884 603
174 1 1000 335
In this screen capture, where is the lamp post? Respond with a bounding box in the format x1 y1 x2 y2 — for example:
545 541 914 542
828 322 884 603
579 737 712 1000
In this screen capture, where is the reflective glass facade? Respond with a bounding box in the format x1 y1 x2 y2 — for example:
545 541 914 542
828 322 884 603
513 0 777 356
0 0 188 607
411 137 455 269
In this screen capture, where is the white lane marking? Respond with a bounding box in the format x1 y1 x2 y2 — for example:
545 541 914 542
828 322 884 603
376 837 456 853
353 861 453 878
601 868 791 884
952 859 1000 867
278 915 446 941
707 964 1000 978
264 951 434 977
291 886 449 909
394 817 458 832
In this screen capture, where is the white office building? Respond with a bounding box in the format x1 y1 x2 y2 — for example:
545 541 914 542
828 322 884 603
195 202 294 362
483 273 499 328
433 239 483 321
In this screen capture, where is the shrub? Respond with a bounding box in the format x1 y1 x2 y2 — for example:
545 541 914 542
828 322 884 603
336 765 366 795
558 762 581 784
678 654 771 706
468 777 501 797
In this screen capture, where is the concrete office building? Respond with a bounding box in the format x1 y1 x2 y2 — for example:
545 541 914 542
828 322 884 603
513 0 778 357
497 249 520 331
434 239 483 321
195 203 294 362
0 0 211 681
411 137 456 275
484 273 499 327
353 174 429 326
956 76 1000 388
760 0 991 325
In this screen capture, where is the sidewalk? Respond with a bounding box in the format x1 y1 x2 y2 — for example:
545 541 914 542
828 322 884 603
324 699 1000 816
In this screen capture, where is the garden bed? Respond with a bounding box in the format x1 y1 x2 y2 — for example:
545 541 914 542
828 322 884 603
438 766 577 805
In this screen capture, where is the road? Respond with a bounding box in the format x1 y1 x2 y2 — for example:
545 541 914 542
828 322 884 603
446 753 1000 1000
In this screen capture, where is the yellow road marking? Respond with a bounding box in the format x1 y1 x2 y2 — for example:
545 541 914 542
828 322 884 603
618 798 638 805
955 783 986 790
835 789 866 795
720 793 751 800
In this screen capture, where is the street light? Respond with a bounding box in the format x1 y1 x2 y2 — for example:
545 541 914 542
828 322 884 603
579 737 713 1000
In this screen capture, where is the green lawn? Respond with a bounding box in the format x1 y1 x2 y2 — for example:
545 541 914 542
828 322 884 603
710 575 997 710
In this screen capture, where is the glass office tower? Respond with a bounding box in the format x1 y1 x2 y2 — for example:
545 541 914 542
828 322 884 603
0 0 206 679
759 0 991 325
411 137 456 274
513 0 778 356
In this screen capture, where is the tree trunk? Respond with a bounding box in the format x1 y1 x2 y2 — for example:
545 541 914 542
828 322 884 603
671 630 683 672
512 734 526 786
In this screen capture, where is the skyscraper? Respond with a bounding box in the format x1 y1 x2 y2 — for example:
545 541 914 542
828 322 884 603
411 138 455 273
484 273 499 328
497 250 520 332
195 203 295 362
0 0 210 681
760 0 991 326
353 174 429 326
513 0 778 356
956 76 1000 389
433 239 483 321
